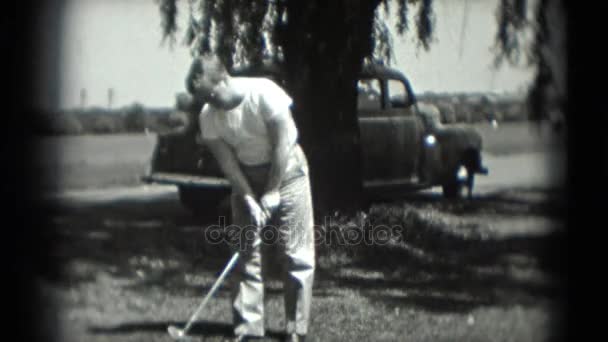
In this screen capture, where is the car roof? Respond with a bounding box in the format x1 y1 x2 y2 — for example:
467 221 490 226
359 64 408 82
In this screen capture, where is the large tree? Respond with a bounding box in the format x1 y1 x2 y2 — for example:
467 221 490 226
158 0 566 213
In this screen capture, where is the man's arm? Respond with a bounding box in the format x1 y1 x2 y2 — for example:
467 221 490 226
205 138 269 230
264 115 292 193
204 138 255 197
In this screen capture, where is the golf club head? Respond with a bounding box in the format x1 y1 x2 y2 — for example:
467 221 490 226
168 325 185 339
168 325 201 341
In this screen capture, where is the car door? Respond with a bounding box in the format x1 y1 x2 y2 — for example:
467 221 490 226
358 78 422 187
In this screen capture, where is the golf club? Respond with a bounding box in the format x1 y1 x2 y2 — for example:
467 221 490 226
167 233 265 341
167 251 240 340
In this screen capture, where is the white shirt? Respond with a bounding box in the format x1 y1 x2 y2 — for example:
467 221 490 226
199 77 298 166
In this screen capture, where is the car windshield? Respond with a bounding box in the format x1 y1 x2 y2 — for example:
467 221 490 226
357 79 382 111
388 79 409 108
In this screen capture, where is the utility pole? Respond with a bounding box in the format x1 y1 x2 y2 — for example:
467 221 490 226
108 87 114 109
80 88 87 109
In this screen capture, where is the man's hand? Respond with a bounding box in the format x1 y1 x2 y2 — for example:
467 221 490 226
243 194 270 227
260 190 281 219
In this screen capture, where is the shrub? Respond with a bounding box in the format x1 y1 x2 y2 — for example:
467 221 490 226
123 103 147 132
30 108 86 135
48 111 83 135
92 116 119 134
434 101 457 124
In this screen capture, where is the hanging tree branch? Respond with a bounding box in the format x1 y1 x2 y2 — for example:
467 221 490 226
195 0 216 55
159 0 179 46
395 0 410 35
370 2 394 66
494 0 528 66
416 0 435 50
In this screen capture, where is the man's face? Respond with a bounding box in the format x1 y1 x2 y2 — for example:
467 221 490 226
191 62 231 108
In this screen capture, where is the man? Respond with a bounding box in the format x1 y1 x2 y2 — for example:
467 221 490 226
174 92 203 134
185 55 315 342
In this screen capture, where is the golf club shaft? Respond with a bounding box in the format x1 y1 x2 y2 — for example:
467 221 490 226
182 251 240 334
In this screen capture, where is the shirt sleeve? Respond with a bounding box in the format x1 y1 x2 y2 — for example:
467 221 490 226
199 105 220 140
258 80 293 122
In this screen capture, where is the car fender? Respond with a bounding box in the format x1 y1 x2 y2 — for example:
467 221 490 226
434 126 483 176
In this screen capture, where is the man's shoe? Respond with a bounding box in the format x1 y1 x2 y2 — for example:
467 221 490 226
284 333 306 342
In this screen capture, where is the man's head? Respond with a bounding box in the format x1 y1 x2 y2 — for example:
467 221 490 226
185 54 234 108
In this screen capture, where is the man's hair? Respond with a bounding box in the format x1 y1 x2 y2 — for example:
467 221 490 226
185 54 227 94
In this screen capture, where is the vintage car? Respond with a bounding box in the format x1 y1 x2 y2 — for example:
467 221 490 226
142 64 488 212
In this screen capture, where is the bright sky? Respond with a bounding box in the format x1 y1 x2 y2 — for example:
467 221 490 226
52 0 535 110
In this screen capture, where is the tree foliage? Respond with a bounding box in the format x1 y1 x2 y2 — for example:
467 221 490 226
157 0 566 211
123 103 147 132
494 0 566 123
158 0 441 66
159 0 564 120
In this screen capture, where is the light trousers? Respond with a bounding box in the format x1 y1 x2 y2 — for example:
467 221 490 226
230 145 315 337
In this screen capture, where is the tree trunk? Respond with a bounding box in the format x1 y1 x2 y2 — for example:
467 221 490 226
282 0 380 214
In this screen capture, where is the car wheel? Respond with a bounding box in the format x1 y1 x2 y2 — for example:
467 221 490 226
442 165 472 199
178 186 231 217
442 179 462 199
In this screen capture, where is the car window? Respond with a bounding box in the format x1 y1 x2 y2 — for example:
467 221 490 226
357 79 382 111
388 79 409 108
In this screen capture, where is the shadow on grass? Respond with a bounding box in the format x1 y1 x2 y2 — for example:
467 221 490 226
378 187 566 217
41 195 295 297
314 234 565 314
41 195 230 285
88 320 285 340
312 188 566 313
41 187 566 315
315 242 562 313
